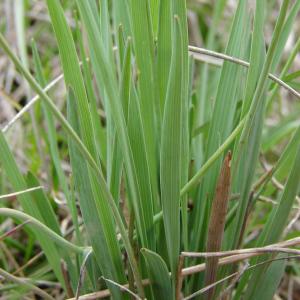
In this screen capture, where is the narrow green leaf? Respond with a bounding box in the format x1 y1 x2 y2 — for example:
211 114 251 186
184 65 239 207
249 257 286 300
141 248 172 299
31 40 80 244
46 0 98 162
128 0 159 218
160 15 183 284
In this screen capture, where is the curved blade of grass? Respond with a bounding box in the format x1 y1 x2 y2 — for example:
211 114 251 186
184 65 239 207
0 208 84 255
141 248 172 299
0 131 74 287
25 173 60 235
31 40 81 244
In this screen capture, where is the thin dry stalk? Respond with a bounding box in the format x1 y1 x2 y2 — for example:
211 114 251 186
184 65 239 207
176 255 185 300
75 249 93 300
60 260 74 298
0 267 55 300
182 236 300 258
0 186 43 200
101 277 142 300
184 255 300 300
184 270 240 300
188 46 300 100
67 250 300 300
219 261 249 299
13 251 44 275
204 152 232 300
1 74 63 133
0 220 30 241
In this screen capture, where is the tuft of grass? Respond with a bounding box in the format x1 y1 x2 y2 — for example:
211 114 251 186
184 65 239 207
0 0 300 299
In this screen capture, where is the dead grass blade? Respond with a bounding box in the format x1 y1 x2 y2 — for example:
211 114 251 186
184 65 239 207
204 152 232 299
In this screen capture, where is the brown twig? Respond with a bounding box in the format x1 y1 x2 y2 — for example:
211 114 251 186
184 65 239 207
184 255 300 300
218 261 249 299
66 249 300 300
204 152 232 300
60 260 74 298
0 220 30 241
184 271 241 300
176 255 185 300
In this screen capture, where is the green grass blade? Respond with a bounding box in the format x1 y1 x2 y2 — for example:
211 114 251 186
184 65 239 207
128 0 159 217
46 0 98 162
75 20 107 169
248 257 286 300
149 0 160 38
31 40 80 244
112 1 131 38
173 0 190 255
156 0 171 121
0 208 83 255
141 248 172 299
160 16 183 286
